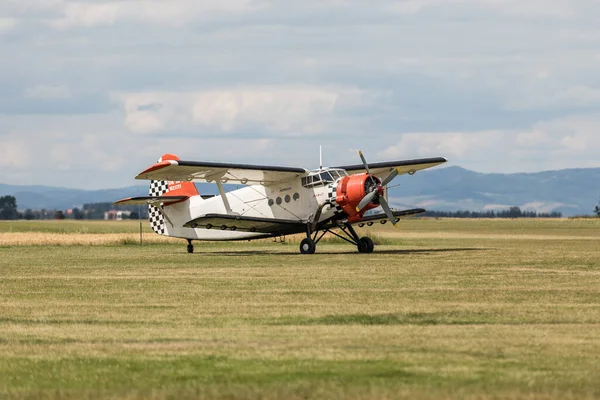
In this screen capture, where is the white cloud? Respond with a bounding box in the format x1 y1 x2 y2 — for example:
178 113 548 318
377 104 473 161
0 135 29 168
0 18 17 33
508 85 600 110
387 0 590 17
377 131 507 160
482 204 511 211
113 85 373 135
1 0 600 189
24 85 73 99
378 113 600 173
521 201 567 213
46 0 265 29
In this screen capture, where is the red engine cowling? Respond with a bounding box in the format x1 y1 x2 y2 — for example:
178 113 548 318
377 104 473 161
334 173 382 222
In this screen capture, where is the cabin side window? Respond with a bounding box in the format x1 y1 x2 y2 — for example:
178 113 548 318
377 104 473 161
302 174 323 188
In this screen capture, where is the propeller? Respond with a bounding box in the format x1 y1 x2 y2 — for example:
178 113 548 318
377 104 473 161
355 151 399 227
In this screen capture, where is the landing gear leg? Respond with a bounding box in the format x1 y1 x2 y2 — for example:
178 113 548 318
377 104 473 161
344 223 374 254
300 225 317 254
186 239 194 254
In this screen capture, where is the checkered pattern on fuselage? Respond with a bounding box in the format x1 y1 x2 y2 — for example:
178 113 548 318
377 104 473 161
149 180 169 235
327 180 345 217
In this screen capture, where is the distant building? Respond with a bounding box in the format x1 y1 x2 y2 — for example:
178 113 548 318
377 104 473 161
104 210 131 221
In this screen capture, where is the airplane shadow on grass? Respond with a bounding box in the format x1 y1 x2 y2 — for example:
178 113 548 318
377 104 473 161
197 248 490 257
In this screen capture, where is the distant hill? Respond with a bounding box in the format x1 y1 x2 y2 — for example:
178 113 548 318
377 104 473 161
386 166 600 217
0 184 146 211
2 167 599 216
0 183 228 211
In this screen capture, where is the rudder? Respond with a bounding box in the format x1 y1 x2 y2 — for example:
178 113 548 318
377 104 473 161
148 154 199 235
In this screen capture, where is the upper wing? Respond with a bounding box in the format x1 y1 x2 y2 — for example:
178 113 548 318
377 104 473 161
183 214 305 235
135 160 307 186
334 157 447 177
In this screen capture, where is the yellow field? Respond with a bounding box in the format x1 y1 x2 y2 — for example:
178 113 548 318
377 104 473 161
0 218 599 399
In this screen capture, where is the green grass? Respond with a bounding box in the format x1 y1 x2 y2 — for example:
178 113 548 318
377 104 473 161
0 219 599 399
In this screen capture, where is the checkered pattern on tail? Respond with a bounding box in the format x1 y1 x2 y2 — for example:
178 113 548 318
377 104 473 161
327 180 345 216
149 180 169 235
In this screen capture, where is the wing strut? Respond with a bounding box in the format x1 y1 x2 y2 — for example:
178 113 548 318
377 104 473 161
206 170 234 215
215 180 233 215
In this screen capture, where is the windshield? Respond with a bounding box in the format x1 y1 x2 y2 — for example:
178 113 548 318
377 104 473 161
302 169 346 188
320 172 333 182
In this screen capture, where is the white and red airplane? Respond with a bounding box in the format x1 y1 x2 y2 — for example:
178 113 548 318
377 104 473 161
115 152 446 254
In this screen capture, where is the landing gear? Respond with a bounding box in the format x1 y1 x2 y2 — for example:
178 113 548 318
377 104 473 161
358 236 374 253
299 238 316 254
186 239 194 254
299 222 375 254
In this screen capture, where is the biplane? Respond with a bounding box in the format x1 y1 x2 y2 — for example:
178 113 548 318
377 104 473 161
115 152 446 254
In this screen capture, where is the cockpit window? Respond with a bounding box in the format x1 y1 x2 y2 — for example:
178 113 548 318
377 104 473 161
302 169 347 188
320 172 333 182
302 174 321 187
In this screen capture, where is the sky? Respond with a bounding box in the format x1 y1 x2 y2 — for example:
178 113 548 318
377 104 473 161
1 0 600 189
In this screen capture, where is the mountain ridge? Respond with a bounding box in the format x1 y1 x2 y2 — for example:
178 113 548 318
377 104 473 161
2 167 599 216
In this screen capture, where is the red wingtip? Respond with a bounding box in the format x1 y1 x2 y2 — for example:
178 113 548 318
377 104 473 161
159 153 180 162
138 160 173 176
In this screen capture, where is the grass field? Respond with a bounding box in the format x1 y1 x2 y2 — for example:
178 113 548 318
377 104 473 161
0 219 599 399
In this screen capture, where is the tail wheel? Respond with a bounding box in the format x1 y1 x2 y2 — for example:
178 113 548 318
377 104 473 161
358 237 374 253
300 238 316 254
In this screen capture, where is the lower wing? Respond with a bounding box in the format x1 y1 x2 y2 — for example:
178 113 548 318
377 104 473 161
183 214 306 234
353 208 425 227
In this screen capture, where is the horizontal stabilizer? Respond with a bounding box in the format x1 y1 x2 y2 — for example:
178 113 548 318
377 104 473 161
113 196 189 206
184 214 305 234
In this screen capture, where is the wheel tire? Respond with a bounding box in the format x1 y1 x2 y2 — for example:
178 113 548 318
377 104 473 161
187 244 194 254
299 238 316 254
358 236 374 253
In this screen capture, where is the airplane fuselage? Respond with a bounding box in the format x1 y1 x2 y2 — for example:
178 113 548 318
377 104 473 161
161 169 345 241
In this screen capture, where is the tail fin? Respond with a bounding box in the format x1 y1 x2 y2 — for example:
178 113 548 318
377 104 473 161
148 154 199 235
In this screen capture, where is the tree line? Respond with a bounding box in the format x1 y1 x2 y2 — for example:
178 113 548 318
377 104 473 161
422 207 563 219
0 197 148 220
2 195 600 220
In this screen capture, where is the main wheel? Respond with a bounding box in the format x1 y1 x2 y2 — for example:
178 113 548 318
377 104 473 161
358 236 374 253
187 243 194 253
299 238 316 254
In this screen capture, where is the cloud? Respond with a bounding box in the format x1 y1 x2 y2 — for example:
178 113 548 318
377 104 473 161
113 85 375 135
520 201 567 213
1 0 600 189
378 113 600 173
507 85 600 110
44 0 266 29
24 84 73 99
387 0 591 17
0 18 17 33
0 134 29 168
377 131 507 160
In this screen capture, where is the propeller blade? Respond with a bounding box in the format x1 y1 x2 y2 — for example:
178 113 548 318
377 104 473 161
356 190 378 212
381 168 399 187
358 150 372 176
379 197 399 228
